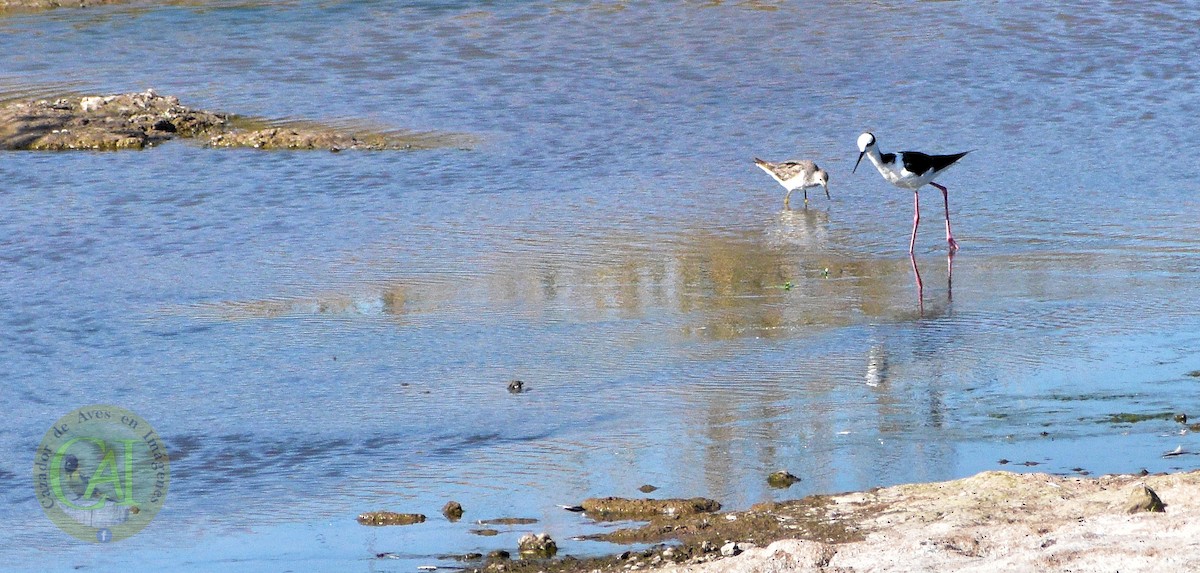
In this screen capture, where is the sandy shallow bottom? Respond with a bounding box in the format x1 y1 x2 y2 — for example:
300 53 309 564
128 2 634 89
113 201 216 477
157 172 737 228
647 470 1200 573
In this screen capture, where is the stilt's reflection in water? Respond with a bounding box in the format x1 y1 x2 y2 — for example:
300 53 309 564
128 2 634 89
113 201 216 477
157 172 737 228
911 250 954 315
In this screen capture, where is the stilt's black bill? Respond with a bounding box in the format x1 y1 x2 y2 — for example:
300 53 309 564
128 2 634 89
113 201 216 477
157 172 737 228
853 151 865 173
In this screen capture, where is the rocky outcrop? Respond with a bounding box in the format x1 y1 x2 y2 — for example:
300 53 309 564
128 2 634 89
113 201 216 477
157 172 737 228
0 90 470 151
0 90 225 150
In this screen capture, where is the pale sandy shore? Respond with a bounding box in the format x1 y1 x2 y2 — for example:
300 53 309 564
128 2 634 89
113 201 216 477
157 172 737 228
647 470 1200 573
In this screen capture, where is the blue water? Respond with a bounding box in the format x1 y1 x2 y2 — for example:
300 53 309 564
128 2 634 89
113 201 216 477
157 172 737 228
4 1 1200 571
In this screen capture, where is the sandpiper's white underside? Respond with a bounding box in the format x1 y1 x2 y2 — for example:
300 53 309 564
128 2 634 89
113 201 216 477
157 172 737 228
755 159 824 192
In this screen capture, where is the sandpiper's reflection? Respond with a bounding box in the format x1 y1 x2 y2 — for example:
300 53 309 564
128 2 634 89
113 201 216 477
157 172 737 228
765 207 830 249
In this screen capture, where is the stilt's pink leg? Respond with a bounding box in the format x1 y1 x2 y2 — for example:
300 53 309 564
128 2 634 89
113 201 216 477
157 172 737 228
931 182 959 252
909 190 921 254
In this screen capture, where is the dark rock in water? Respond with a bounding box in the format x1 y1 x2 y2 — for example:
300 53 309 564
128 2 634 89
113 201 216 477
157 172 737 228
468 528 499 536
486 549 510 561
1175 412 1188 424
517 532 558 558
767 470 802 488
638 484 659 493
456 552 484 561
580 496 721 520
507 380 524 393
442 500 464 521
357 511 426 526
1125 484 1165 513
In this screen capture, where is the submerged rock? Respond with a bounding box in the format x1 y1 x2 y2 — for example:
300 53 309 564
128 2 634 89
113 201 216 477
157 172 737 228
767 470 802 488
507 380 524 393
580 496 721 520
517 532 558 558
442 500 464 521
356 511 427 526
638 484 659 493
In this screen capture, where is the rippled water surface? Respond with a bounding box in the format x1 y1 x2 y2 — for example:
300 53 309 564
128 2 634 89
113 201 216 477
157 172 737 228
4 1 1200 571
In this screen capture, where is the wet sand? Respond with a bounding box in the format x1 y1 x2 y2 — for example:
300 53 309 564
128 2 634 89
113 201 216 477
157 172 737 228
492 469 1200 573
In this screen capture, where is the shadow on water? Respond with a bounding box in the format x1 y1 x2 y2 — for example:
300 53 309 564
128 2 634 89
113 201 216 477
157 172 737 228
178 213 945 335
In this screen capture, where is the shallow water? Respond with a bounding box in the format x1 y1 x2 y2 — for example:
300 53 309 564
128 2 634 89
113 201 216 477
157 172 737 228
3 1 1200 571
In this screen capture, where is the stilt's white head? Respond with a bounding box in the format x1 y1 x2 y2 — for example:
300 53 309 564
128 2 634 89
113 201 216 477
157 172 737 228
856 132 876 152
853 132 876 173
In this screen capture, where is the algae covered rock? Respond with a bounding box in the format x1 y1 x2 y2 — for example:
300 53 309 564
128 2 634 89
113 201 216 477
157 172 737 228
357 511 427 526
580 496 721 520
767 470 802 488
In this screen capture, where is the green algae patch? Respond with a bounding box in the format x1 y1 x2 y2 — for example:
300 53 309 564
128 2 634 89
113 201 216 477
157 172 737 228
1105 412 1176 425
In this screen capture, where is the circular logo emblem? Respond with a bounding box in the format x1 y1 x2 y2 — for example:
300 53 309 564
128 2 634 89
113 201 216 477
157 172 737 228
33 405 169 542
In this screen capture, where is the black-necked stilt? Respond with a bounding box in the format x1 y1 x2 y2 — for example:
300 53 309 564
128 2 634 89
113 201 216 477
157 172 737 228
853 132 969 253
754 158 830 209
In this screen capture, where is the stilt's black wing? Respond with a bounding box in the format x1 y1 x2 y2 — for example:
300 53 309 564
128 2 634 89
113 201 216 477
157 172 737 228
900 150 969 177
